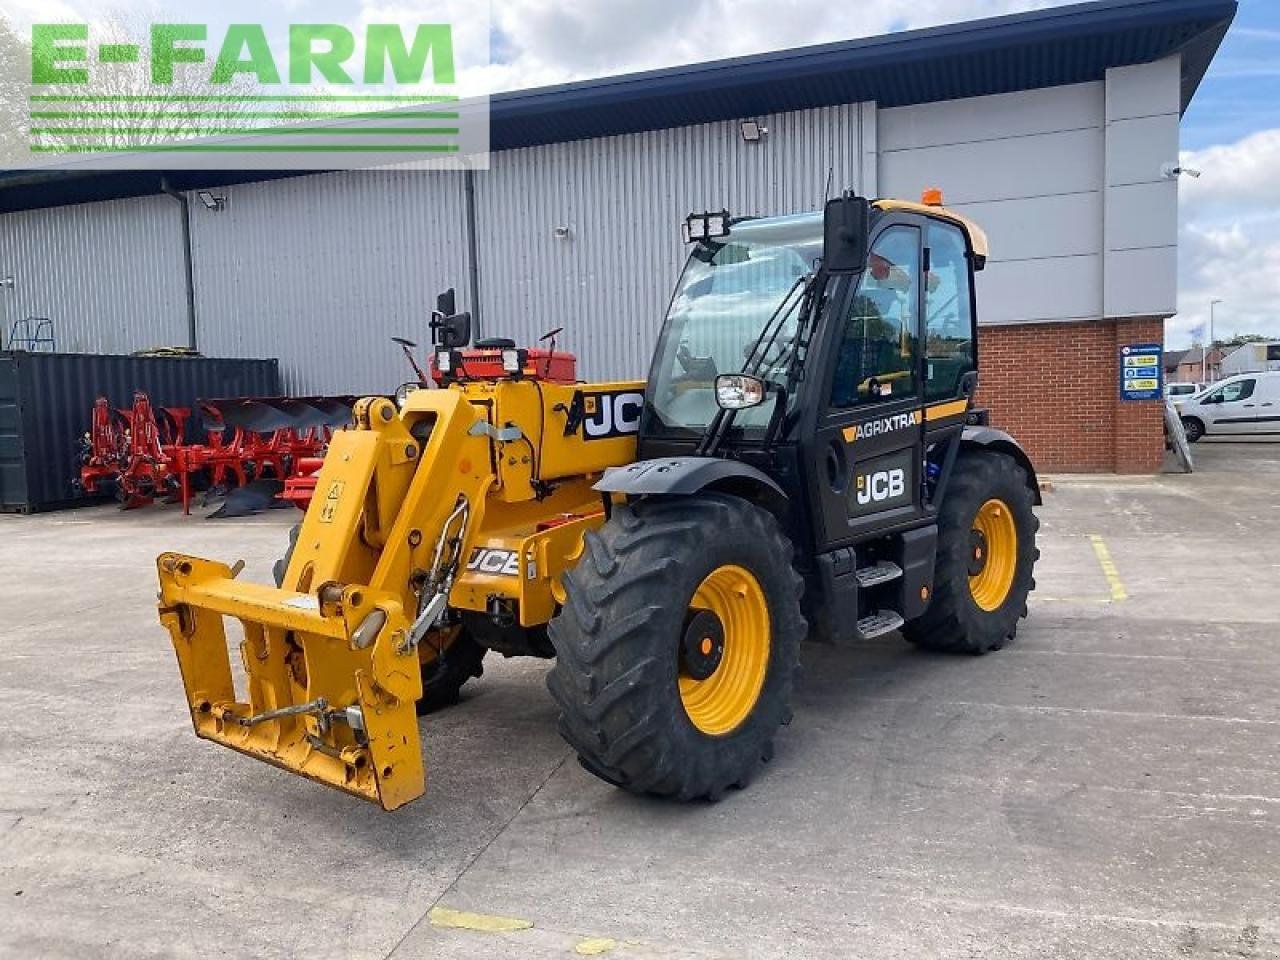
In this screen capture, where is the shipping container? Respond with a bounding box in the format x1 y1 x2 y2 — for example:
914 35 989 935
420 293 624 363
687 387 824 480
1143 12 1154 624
0 351 280 513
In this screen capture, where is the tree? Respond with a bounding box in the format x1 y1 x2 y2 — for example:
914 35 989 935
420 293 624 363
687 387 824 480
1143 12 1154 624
33 16 268 156
0 16 29 166
8 14 271 162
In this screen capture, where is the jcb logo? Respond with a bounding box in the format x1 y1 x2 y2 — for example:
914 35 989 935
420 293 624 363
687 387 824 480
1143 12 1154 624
580 390 644 440
856 468 905 506
466 548 520 576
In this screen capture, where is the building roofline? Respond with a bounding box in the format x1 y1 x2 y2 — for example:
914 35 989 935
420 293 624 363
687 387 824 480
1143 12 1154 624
0 0 1237 213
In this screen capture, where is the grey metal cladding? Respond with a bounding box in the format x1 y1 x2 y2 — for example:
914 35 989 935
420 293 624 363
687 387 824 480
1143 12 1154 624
0 194 188 354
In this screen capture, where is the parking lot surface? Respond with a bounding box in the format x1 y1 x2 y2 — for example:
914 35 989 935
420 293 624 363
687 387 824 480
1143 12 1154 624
1 440 1277 959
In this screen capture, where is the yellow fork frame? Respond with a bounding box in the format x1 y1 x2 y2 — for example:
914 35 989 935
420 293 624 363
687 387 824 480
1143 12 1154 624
157 390 492 810
157 379 642 810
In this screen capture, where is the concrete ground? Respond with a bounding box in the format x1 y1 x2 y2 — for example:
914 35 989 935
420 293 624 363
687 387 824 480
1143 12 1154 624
1 440 1277 959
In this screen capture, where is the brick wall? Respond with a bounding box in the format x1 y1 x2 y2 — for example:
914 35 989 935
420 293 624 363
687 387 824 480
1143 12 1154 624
975 317 1165 474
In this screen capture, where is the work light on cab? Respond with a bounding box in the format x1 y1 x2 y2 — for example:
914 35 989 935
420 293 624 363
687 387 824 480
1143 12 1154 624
681 209 731 244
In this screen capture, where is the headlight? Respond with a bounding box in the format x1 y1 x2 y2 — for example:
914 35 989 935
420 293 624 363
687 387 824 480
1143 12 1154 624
395 382 419 408
715 374 767 410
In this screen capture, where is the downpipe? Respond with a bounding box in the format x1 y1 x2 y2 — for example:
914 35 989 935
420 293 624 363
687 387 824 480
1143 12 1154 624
159 177 198 351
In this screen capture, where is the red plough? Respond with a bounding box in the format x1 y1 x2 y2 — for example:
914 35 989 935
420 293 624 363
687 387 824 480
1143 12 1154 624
78 392 353 514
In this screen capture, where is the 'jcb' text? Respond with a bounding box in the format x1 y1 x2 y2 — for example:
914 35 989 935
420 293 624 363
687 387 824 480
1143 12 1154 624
856 468 906 506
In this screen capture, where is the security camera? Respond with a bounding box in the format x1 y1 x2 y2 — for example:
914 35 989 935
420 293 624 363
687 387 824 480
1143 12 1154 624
1162 163 1201 180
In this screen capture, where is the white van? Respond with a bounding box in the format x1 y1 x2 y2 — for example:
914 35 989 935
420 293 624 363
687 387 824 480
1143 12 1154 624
1165 382 1203 400
1178 371 1280 442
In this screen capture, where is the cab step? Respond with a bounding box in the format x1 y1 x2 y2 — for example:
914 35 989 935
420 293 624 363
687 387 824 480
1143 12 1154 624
856 610 905 640
854 561 903 588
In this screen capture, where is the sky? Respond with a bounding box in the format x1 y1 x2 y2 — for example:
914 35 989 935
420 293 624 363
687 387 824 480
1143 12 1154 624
3 0 1276 346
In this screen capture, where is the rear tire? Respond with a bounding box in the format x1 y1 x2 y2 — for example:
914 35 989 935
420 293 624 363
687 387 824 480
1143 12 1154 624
1181 417 1205 443
547 493 805 800
903 451 1038 655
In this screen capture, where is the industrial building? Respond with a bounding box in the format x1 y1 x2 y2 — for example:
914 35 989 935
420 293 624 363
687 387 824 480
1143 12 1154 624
0 0 1236 472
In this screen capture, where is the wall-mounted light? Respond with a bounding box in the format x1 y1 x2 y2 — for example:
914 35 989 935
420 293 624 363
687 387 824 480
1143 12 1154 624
0 275 13 290
196 190 227 211
552 225 573 240
740 119 768 142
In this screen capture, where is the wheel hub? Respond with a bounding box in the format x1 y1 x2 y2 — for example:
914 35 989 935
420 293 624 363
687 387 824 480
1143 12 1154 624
680 609 725 681
968 498 1018 612
967 528 989 576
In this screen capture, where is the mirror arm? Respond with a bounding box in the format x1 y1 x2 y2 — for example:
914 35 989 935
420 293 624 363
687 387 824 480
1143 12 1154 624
762 384 789 450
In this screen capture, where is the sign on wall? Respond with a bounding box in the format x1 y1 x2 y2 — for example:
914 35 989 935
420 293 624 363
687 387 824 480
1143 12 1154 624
1120 343 1163 401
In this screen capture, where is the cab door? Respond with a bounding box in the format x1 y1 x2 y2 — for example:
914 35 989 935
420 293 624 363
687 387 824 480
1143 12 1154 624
806 222 926 551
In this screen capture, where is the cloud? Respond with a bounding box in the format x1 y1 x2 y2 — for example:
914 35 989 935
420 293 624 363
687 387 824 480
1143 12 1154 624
479 0 1061 92
1172 129 1280 347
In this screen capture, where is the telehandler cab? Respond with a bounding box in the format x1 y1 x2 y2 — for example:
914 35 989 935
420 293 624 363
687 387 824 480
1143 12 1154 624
157 191 1039 810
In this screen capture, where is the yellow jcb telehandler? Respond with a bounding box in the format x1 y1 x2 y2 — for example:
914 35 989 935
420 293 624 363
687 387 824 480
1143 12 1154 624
157 191 1040 810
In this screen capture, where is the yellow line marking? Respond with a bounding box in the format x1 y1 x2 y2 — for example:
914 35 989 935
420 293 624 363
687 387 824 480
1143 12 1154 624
1088 535 1128 602
925 398 969 421
428 906 533 933
575 937 619 955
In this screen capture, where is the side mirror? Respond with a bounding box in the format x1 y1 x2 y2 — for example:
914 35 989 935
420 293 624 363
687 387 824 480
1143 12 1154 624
436 288 457 317
437 311 471 350
823 192 870 273
715 374 767 410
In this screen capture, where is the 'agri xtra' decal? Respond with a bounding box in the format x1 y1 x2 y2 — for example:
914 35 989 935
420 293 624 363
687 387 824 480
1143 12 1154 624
842 410 921 444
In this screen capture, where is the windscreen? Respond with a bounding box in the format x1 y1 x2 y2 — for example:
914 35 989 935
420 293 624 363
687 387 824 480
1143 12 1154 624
648 213 824 433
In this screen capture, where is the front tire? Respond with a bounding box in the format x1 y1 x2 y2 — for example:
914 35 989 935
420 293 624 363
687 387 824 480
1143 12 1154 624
547 493 805 800
415 632 486 715
903 451 1038 655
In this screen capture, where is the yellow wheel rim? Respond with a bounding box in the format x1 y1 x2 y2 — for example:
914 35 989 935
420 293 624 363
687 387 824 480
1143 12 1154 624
678 565 771 736
969 498 1018 612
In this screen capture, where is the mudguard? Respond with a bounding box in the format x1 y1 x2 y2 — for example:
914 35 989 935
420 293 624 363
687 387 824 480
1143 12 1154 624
961 425 1041 504
595 456 786 499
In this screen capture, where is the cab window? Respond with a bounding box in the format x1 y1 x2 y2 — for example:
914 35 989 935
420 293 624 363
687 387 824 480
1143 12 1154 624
1204 379 1255 403
924 222 976 401
830 226 920 408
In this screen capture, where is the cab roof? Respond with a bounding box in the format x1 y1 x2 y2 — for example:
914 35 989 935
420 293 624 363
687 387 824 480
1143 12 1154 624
874 199 991 261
